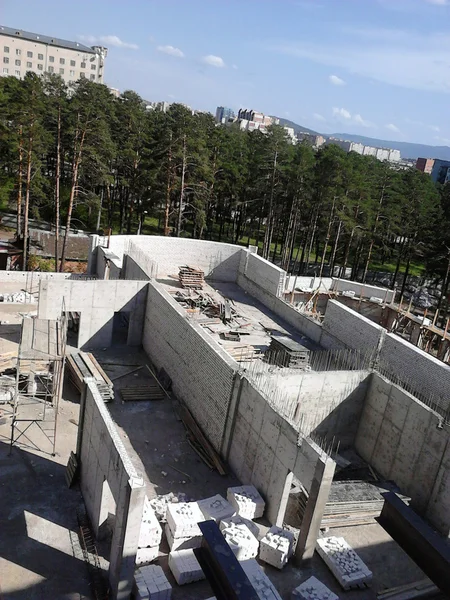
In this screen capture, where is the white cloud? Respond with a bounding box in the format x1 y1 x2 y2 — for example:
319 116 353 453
329 74 345 86
273 27 450 93
425 0 448 5
313 113 326 122
386 123 400 133
354 114 374 128
333 107 352 120
202 55 226 68
430 125 440 132
79 34 138 50
157 45 184 58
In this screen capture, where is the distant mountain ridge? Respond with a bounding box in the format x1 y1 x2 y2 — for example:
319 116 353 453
272 117 319 136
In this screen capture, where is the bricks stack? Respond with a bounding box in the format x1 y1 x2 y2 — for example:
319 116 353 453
136 497 163 566
240 559 282 600
227 486 265 519
134 565 172 599
165 502 205 551
259 526 295 570
292 576 338 600
198 494 235 523
168 549 205 585
221 521 259 561
219 514 260 539
316 536 373 590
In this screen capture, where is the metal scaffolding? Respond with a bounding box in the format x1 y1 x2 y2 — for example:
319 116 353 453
9 310 67 455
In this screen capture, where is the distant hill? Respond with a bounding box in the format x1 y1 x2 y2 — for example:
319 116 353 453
272 117 319 136
330 133 450 161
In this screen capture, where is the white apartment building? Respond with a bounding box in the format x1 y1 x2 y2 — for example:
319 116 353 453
0 26 107 85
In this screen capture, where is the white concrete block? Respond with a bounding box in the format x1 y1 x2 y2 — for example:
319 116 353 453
227 485 265 519
136 546 159 566
259 526 295 570
292 576 339 600
198 494 236 523
316 537 372 590
139 497 163 548
164 522 203 551
134 569 150 600
138 565 172 599
220 515 260 539
221 522 259 561
240 559 282 600
168 549 205 585
166 502 205 539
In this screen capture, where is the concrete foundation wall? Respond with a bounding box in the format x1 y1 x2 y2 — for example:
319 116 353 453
330 278 395 303
97 247 122 280
38 280 148 348
285 276 333 292
143 281 239 451
239 252 286 296
322 300 384 356
0 271 91 282
355 373 450 537
78 380 145 598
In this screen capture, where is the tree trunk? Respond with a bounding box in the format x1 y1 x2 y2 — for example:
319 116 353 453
362 182 386 282
54 106 61 272
305 211 318 275
17 125 23 238
391 237 407 290
340 228 355 279
262 151 277 259
319 196 336 278
23 121 35 271
176 135 187 237
329 218 342 275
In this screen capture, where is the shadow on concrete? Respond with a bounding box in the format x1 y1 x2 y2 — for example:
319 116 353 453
0 440 98 599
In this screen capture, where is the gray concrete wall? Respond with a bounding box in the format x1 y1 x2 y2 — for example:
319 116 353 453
78 380 145 599
330 278 395 303
355 373 450 537
143 281 239 452
0 271 91 282
227 376 334 525
38 280 148 348
239 251 286 297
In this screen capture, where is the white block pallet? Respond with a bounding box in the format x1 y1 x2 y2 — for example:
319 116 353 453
168 549 205 585
292 576 339 600
221 522 259 561
136 546 159 566
139 496 163 549
198 494 236 523
135 565 172 599
241 559 282 600
164 522 202 551
227 486 265 519
166 502 205 539
316 537 372 590
220 515 260 539
259 526 295 570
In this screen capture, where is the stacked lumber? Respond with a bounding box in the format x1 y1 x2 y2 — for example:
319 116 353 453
178 266 205 290
296 480 410 528
66 352 114 402
0 351 16 372
120 384 165 402
377 580 440 600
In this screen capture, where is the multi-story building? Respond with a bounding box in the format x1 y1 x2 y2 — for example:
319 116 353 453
430 159 450 183
0 25 107 85
215 106 235 123
297 132 326 149
326 138 401 163
416 158 435 175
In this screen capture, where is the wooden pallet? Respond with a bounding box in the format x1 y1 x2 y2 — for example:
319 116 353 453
179 266 205 289
119 385 165 402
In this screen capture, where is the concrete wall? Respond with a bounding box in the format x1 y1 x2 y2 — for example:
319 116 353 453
143 281 239 452
77 380 145 599
0 271 92 281
38 280 148 348
355 373 450 537
285 276 333 292
97 247 122 280
239 251 286 297
227 377 334 525
330 278 395 303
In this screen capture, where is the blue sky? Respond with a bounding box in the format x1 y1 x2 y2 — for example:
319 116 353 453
2 0 450 145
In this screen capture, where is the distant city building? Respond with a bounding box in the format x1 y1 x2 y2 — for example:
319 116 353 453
429 159 450 183
146 101 170 113
108 87 120 98
297 132 326 149
215 106 235 123
416 158 435 174
326 138 400 163
0 25 107 85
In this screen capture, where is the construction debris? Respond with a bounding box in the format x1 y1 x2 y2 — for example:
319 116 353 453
259 525 295 569
178 266 204 290
0 291 36 303
134 565 172 599
168 548 205 585
267 336 310 369
227 486 265 519
292 576 339 600
222 521 259 561
316 536 373 590
149 492 190 523
66 352 114 402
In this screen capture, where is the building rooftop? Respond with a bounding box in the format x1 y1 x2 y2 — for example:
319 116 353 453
0 25 98 54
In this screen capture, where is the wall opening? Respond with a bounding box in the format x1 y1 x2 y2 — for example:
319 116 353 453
112 311 130 345
98 478 116 546
64 311 80 348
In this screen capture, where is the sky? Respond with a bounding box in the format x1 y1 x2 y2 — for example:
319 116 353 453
2 0 450 146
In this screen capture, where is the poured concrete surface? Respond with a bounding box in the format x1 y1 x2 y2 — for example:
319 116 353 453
0 387 94 599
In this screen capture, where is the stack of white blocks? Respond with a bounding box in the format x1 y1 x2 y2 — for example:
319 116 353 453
197 494 235 523
220 515 260 539
165 501 205 551
259 526 295 570
227 486 265 519
168 549 205 585
292 576 338 600
316 537 372 590
136 497 163 565
221 521 259 561
134 566 172 600
241 559 282 600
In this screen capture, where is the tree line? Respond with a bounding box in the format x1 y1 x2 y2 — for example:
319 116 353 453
0 73 449 315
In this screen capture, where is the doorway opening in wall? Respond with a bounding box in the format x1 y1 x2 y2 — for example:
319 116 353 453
98 478 116 552
112 311 130 345
284 474 305 530
64 311 80 348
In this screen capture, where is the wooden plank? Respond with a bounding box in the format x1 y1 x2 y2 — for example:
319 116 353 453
111 366 143 382
87 353 113 388
80 352 102 381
